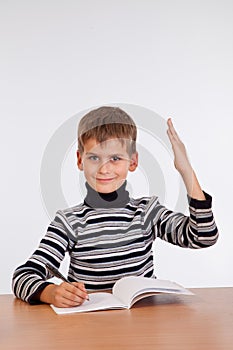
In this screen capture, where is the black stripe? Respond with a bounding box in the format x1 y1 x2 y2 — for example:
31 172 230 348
76 224 144 241
72 255 154 277
47 226 69 242
190 213 213 224
14 261 46 279
65 207 93 218
41 238 65 255
73 244 153 264
33 250 59 267
74 234 147 249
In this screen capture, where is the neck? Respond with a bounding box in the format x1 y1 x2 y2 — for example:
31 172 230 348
84 181 130 208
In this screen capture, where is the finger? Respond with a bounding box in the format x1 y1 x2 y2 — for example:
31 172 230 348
59 296 85 308
64 282 89 301
73 282 87 292
73 282 89 300
167 118 176 135
167 118 180 141
72 282 89 298
58 289 87 307
167 124 176 143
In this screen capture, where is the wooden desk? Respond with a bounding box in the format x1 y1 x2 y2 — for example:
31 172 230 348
0 288 232 350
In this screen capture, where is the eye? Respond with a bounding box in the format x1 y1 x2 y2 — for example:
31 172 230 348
88 155 99 161
111 155 121 161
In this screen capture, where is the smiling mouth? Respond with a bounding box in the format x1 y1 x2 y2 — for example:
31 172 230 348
96 178 116 182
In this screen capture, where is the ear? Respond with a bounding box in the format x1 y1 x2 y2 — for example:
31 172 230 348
77 150 83 170
129 152 138 172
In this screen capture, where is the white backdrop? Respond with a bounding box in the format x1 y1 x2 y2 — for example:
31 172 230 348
1 0 233 294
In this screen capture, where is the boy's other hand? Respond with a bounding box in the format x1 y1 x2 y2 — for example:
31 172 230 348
39 282 89 308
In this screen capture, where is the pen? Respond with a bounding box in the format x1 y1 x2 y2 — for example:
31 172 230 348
45 263 89 301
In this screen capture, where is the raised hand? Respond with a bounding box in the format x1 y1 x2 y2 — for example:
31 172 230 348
167 118 205 200
166 118 192 176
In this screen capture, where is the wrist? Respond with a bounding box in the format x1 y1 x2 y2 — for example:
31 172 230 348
183 170 206 200
178 166 206 200
39 284 56 304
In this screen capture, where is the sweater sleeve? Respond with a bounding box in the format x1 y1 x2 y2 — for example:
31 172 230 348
154 191 219 248
12 211 73 304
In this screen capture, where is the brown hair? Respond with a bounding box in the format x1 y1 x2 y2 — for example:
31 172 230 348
78 106 137 155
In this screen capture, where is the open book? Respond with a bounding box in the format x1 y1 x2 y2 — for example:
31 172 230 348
51 276 193 314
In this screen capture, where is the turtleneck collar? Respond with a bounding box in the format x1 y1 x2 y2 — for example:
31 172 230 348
84 181 130 208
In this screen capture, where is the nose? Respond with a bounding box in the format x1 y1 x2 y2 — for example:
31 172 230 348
98 160 112 174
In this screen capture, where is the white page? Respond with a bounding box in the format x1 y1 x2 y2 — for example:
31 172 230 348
51 292 126 315
112 276 193 308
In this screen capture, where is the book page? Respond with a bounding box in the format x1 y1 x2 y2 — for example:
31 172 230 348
112 276 193 308
51 292 127 314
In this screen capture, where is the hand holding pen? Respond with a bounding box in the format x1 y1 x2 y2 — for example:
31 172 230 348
38 263 89 308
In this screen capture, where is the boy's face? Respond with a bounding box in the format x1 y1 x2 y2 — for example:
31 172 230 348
77 138 138 193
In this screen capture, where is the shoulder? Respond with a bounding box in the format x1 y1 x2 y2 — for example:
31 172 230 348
49 202 89 241
52 202 89 225
60 202 88 215
59 202 94 218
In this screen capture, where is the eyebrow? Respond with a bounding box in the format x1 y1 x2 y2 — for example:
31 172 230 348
85 152 127 157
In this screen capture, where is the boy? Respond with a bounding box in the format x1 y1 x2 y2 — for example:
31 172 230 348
12 106 218 307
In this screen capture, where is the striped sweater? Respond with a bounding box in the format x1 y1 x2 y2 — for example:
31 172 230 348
12 191 218 304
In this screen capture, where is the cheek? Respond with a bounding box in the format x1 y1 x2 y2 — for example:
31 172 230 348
119 162 130 174
83 163 98 176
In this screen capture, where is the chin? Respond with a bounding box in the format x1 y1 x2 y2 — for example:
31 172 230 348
89 178 124 193
95 186 116 194
96 182 122 194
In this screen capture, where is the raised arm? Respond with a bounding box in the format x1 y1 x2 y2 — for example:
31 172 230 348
149 118 218 248
167 118 205 200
